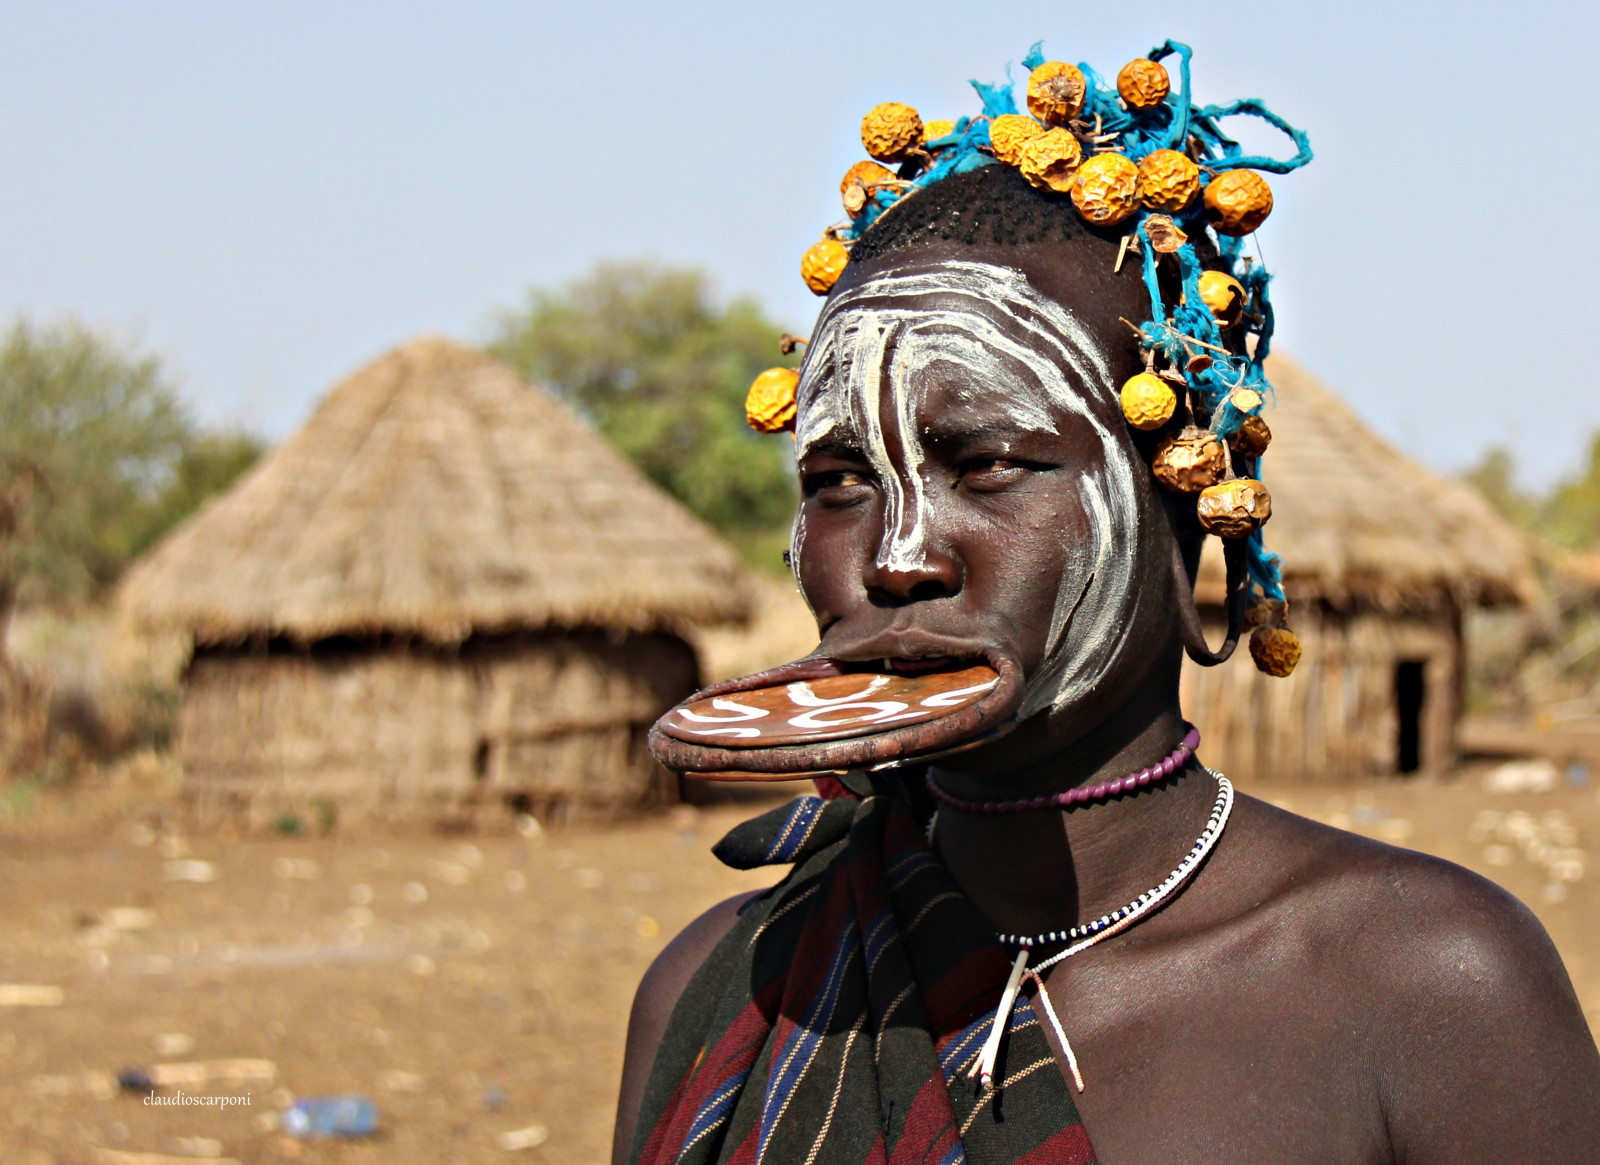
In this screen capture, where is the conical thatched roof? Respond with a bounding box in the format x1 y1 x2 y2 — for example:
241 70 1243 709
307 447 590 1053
1198 353 1537 609
120 337 753 646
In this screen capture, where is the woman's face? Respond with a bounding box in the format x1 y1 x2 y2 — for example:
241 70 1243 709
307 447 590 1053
790 243 1178 742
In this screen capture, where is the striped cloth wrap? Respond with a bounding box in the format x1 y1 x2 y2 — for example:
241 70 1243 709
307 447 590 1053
631 788 1097 1165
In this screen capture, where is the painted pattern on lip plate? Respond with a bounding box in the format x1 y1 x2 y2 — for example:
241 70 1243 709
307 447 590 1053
658 664 1000 748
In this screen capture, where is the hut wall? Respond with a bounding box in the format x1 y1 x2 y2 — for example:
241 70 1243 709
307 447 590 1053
1180 598 1461 784
178 631 698 827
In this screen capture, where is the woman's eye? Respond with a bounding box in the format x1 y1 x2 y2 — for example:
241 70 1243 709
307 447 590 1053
956 458 1029 489
804 469 873 498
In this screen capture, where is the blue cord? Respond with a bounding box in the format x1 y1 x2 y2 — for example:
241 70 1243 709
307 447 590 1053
842 40 1312 603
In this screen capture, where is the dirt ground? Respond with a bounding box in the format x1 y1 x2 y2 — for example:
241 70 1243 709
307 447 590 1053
2 769 1596 1165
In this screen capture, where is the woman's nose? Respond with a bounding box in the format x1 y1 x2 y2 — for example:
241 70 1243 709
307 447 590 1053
862 547 963 605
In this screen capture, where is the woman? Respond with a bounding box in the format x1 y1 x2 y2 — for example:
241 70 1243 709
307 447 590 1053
616 43 1600 1164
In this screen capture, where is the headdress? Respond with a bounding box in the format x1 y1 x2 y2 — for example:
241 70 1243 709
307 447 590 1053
745 41 1312 678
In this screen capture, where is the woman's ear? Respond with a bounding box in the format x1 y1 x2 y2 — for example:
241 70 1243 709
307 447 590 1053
1156 487 1245 666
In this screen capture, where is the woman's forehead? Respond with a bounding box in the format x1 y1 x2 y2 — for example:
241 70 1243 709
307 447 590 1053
795 257 1116 454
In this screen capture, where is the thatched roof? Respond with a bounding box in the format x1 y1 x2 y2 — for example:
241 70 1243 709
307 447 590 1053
1197 353 1537 610
120 337 753 646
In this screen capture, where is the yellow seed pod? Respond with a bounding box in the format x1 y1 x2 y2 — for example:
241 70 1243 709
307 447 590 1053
1203 170 1274 236
1197 270 1246 325
1117 58 1171 111
1120 372 1177 431
1017 128 1083 193
840 160 894 201
1230 387 1263 413
988 113 1046 166
1250 625 1302 677
1026 61 1087 126
840 160 894 216
1137 149 1200 212
1152 428 1226 493
1196 477 1272 538
801 237 850 296
1071 152 1140 225
1231 414 1272 458
745 368 800 434
860 102 924 163
922 119 956 145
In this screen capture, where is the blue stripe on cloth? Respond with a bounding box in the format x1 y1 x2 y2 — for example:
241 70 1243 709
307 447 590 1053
676 1066 752 1160
937 996 1035 1082
763 797 826 864
935 1143 969 1165
755 907 860 1164
884 846 942 890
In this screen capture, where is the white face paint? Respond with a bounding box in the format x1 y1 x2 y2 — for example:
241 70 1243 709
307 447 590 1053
790 258 1155 718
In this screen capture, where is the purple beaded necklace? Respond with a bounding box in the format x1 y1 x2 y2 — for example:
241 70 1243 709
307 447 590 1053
924 723 1201 814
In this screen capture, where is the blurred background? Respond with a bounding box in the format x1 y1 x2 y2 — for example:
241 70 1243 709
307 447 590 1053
1 2 1597 1162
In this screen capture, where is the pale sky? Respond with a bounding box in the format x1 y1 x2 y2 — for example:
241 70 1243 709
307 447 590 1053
0 1 1593 487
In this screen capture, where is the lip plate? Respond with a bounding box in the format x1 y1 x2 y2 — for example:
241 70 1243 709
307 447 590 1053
658 663 999 748
648 651 1023 777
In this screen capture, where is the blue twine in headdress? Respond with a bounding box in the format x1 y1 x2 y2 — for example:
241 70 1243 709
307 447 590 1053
842 40 1312 604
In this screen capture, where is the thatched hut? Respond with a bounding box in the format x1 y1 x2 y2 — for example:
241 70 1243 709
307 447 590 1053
1183 354 1536 783
118 337 751 826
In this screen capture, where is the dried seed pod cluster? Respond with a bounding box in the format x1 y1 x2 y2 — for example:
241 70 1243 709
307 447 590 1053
778 40 1312 674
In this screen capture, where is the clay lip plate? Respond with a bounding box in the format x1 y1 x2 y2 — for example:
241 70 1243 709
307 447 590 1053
658 664 1000 749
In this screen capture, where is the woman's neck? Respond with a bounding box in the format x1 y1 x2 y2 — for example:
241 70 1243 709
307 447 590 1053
925 701 1212 941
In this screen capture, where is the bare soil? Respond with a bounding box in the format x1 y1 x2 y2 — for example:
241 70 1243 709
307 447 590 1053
1 771 1596 1164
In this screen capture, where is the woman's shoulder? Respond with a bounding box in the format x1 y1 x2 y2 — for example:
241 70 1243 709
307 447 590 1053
1227 791 1555 962
613 889 766 1165
1222 793 1600 1152
1224 793 1595 1067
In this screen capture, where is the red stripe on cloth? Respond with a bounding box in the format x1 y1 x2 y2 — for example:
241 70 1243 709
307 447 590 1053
923 946 1010 1036
1012 1123 1098 1165
814 775 856 800
636 1000 774 1165
726 1122 759 1165
887 1074 963 1165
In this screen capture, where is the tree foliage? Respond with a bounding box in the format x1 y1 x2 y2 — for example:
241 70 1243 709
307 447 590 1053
1464 438 1600 552
0 318 263 620
490 262 799 537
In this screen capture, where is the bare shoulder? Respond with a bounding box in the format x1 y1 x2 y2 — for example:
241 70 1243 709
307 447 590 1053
1225 792 1571 981
611 890 763 1165
630 890 763 1032
1223 793 1600 1159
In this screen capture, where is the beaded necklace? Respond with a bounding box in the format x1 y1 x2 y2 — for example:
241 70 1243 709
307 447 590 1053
965 769 1235 1092
925 723 1200 814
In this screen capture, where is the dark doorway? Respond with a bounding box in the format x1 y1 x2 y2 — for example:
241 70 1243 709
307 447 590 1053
1395 661 1426 774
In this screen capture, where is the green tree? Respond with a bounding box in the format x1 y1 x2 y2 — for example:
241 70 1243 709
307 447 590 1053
490 262 800 542
1462 446 1539 531
125 430 265 560
0 319 262 639
1543 432 1600 552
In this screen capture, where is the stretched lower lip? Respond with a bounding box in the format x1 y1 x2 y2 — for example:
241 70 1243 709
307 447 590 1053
833 655 980 676
885 656 957 674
